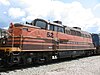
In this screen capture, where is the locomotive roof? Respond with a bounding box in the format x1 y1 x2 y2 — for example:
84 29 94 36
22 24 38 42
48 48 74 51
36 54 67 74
65 25 90 35
14 23 41 29
47 19 90 35
13 18 91 35
34 18 64 27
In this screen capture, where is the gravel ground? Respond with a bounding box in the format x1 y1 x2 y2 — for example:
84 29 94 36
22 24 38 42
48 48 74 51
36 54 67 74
0 55 100 75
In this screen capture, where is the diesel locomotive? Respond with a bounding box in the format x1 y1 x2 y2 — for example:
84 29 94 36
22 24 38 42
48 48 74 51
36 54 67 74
0 18 99 67
91 34 100 53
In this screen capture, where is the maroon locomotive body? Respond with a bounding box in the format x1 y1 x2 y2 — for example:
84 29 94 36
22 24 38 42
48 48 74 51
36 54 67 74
0 18 96 66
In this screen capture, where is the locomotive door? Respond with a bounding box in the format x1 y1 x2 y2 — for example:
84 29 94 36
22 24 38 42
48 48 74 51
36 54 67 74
53 35 59 51
47 24 59 51
52 25 60 51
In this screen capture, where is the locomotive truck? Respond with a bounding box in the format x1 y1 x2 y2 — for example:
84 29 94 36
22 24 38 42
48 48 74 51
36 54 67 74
0 18 99 67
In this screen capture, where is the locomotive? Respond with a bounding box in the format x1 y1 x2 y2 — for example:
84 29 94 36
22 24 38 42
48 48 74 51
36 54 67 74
0 18 99 67
91 34 100 54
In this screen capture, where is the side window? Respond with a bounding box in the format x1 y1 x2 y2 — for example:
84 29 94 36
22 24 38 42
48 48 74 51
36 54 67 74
65 28 71 34
58 26 64 33
81 34 84 37
48 24 54 31
35 20 47 29
48 24 64 33
54 25 58 32
71 30 75 35
66 30 71 34
77 31 81 36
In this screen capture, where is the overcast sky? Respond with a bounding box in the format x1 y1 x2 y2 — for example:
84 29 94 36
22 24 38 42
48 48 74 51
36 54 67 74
0 0 100 33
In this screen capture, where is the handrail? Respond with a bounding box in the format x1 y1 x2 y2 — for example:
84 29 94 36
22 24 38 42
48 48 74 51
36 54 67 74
12 34 14 48
20 35 23 49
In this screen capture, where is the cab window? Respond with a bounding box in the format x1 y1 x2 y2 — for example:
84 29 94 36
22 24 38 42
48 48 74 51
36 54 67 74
35 20 47 29
54 25 58 32
58 26 64 33
48 24 54 31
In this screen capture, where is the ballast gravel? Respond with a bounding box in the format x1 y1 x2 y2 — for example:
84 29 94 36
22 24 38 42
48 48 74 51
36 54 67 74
0 56 100 75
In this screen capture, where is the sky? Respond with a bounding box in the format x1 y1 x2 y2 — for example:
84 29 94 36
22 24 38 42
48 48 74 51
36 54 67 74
0 0 100 33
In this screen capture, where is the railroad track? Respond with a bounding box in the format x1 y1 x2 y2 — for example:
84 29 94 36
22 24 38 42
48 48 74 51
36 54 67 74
0 55 99 75
0 57 73 73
